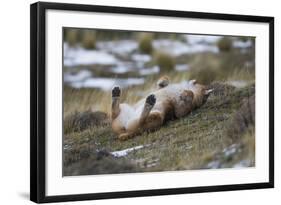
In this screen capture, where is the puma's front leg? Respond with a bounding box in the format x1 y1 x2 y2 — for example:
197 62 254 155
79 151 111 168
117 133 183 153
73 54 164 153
111 86 121 120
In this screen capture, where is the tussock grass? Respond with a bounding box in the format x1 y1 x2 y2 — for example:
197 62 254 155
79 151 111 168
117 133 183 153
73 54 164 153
81 30 96 49
138 33 154 54
188 53 220 84
217 37 233 52
64 111 109 134
65 29 79 47
154 52 175 73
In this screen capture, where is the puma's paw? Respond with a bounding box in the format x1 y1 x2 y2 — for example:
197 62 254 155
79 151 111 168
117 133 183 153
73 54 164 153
118 133 130 141
146 94 156 106
112 86 121 97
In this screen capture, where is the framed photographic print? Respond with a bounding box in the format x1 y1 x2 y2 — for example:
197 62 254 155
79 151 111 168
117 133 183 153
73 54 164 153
30 1 274 203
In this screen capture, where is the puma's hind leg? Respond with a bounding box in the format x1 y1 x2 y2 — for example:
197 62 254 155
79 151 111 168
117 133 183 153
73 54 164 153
118 132 134 141
111 86 121 120
142 111 164 131
174 90 194 118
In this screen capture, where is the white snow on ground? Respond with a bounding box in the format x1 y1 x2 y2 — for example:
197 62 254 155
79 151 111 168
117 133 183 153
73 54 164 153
153 39 219 56
96 40 138 54
64 70 92 83
70 78 115 90
111 144 152 157
110 65 131 74
189 44 219 53
186 35 222 45
64 48 118 66
64 36 222 67
139 66 160 75
111 145 144 157
223 144 239 158
69 77 145 90
110 62 134 74
233 40 252 48
175 64 190 72
131 53 152 63
153 40 190 56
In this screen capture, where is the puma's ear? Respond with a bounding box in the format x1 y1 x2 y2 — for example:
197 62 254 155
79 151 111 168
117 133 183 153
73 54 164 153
190 79 197 85
205 89 214 95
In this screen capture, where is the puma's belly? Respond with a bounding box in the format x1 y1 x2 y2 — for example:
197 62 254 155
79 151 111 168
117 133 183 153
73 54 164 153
153 84 187 102
114 104 138 130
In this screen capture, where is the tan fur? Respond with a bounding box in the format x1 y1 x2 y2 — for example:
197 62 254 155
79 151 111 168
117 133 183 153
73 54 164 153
157 75 170 89
111 76 212 140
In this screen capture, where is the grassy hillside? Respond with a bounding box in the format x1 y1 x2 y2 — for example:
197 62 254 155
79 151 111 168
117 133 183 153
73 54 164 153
63 82 255 176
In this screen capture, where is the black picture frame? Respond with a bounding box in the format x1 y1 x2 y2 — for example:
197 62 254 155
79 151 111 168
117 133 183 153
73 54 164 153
30 1 274 203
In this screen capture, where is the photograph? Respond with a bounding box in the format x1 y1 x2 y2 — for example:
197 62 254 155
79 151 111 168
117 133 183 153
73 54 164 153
62 28 256 176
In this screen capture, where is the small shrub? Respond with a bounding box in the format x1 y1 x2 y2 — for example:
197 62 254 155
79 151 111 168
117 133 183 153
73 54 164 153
138 33 153 54
65 29 79 46
81 30 96 49
188 54 219 84
154 52 175 72
64 110 109 134
189 68 216 85
64 154 138 176
217 37 232 52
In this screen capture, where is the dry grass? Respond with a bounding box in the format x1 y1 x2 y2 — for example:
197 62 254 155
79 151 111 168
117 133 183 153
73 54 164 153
188 52 255 84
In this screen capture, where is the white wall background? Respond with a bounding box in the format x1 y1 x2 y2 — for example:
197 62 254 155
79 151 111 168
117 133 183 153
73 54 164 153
0 0 279 204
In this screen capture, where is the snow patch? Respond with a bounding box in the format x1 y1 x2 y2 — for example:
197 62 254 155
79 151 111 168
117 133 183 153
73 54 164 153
153 39 218 56
139 66 160 75
186 35 222 45
175 64 190 72
233 40 252 48
97 40 138 54
64 70 92 83
131 54 152 63
70 77 144 90
111 145 145 157
110 62 134 74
